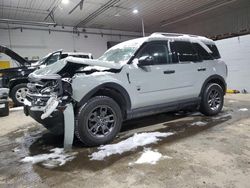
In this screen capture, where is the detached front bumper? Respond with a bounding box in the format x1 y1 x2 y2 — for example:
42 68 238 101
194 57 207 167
24 104 65 135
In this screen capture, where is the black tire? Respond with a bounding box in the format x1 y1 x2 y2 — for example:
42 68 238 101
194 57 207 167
200 83 224 116
10 83 28 106
75 96 123 146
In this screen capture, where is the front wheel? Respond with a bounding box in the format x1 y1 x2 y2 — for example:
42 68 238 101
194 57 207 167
200 83 224 116
75 96 122 146
10 83 28 106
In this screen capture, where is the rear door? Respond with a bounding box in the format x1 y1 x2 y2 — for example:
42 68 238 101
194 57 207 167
168 40 203 99
191 42 215 93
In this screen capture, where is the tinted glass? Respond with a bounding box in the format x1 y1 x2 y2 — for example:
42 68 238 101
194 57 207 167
137 43 171 65
193 43 213 60
60 54 68 59
206 44 221 59
73 55 90 59
170 41 199 62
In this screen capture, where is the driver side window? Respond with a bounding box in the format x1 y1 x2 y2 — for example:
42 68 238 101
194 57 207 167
137 42 171 65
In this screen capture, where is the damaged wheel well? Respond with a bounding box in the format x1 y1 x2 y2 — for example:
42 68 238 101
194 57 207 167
77 83 131 119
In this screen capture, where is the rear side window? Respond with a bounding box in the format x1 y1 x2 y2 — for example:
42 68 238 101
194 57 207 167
170 41 199 62
192 43 213 60
74 55 91 59
206 44 221 59
60 54 68 59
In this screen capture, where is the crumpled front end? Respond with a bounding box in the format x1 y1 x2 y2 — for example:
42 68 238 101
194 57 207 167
24 73 73 134
23 56 121 133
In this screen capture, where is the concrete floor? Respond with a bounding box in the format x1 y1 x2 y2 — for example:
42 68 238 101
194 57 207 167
0 94 250 188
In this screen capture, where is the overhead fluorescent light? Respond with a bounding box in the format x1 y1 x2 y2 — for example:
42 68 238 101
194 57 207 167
61 0 69 5
133 9 139 14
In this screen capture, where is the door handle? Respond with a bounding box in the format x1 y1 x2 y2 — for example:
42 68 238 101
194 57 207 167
198 68 206 72
163 70 175 74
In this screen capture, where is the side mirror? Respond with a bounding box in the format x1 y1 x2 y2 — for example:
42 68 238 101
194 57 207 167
138 56 154 67
39 64 46 69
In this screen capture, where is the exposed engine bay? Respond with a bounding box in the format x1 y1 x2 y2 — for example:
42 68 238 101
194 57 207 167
25 57 121 119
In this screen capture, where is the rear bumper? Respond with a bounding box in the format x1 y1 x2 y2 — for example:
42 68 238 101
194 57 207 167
0 88 9 99
24 105 65 134
0 88 9 116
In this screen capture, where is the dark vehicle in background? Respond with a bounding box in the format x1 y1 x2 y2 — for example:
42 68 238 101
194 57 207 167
0 45 93 106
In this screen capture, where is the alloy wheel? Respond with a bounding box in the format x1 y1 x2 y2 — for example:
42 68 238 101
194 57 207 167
15 87 28 103
208 89 221 111
87 105 116 138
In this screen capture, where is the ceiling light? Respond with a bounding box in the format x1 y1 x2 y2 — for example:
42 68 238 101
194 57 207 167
61 0 69 5
133 9 139 14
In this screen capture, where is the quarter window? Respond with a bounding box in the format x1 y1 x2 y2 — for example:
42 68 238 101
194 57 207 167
170 41 199 62
137 42 171 65
192 43 213 60
206 44 221 59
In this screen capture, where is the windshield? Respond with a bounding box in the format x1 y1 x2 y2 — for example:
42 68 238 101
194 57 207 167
98 38 145 64
35 53 51 65
32 51 61 67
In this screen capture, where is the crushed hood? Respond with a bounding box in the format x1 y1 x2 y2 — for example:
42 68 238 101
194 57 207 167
30 56 123 77
66 57 123 69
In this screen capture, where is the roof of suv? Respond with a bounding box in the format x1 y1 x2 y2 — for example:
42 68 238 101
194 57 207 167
62 52 93 57
114 32 215 54
149 32 215 44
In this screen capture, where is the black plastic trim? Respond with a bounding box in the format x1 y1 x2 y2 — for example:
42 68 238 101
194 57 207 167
199 75 227 96
77 82 131 110
127 97 200 120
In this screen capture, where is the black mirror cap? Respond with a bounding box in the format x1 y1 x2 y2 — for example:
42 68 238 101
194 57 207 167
138 56 154 67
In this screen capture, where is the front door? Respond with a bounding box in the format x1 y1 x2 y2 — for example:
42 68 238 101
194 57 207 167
128 41 180 108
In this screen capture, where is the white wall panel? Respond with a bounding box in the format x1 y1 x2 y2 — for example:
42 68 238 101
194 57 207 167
216 34 250 92
0 27 138 60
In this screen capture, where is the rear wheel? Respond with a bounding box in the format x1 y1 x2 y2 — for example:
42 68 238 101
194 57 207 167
10 83 28 106
75 96 122 146
200 83 224 116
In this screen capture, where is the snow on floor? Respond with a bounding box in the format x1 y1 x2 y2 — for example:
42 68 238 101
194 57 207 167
212 113 232 120
10 106 24 111
190 121 207 126
131 148 172 165
190 112 203 116
90 132 174 161
238 108 248 112
20 148 77 168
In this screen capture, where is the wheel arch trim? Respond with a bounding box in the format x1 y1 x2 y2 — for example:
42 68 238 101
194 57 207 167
77 82 131 111
199 75 227 96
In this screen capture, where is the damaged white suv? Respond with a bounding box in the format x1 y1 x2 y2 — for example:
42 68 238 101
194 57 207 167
24 33 227 147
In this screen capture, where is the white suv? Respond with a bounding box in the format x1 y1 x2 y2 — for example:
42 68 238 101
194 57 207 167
24 33 227 146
